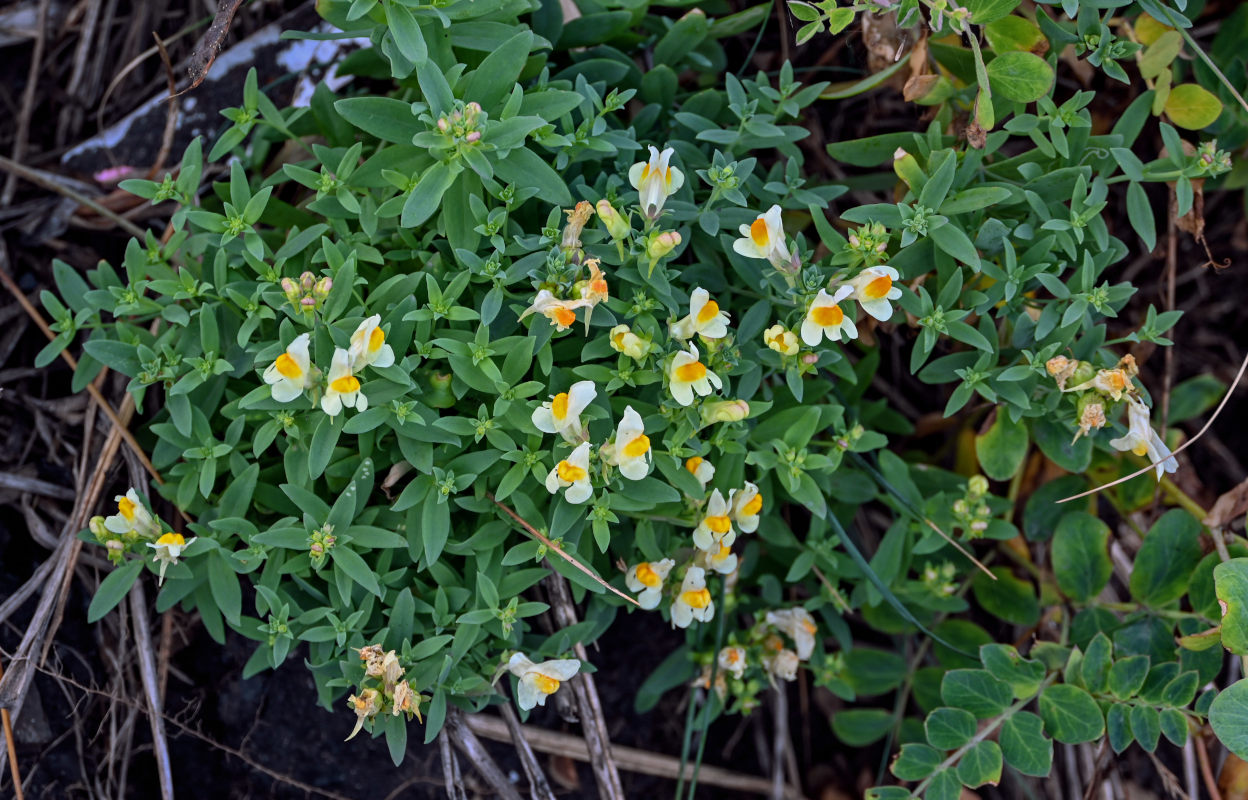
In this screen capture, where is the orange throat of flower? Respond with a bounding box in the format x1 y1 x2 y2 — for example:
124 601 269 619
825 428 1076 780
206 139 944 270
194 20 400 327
557 460 587 483
622 434 650 458
705 514 731 534
682 588 711 609
811 304 844 327
330 375 360 394
675 360 707 383
696 299 720 325
533 674 560 694
551 392 569 421
636 562 662 587
862 274 893 300
275 352 302 379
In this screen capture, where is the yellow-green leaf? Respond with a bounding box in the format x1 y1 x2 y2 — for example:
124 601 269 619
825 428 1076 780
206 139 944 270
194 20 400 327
1165 83 1223 130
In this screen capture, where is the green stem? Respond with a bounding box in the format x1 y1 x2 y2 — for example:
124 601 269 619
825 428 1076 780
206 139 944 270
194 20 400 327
685 579 728 800
1160 475 1208 520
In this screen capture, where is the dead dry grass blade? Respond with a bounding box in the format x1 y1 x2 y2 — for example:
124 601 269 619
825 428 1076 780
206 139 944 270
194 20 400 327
1059 349 1248 504
489 495 639 607
445 708 524 800
0 0 50 207
500 703 557 800
464 714 808 800
0 656 25 800
129 582 174 800
177 0 246 97
0 156 149 240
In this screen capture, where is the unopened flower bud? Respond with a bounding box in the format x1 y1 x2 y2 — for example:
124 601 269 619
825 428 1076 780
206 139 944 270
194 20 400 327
893 148 924 192
281 277 300 304
466 101 482 115
437 117 449 133
764 324 799 356
300 271 315 293
701 399 749 424
596 199 631 240
967 475 989 497
314 276 333 299
609 324 652 359
801 352 818 365
106 539 125 552
465 130 481 143
647 231 681 260
89 516 108 539
301 296 316 307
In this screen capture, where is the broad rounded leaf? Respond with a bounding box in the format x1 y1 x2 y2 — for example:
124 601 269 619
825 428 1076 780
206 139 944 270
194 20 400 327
926 706 977 750
975 409 1028 480
1164 83 1223 129
957 740 1002 788
1130 510 1202 606
941 669 1013 719
1000 711 1053 776
1215 558 1248 654
986 51 1055 103
1211 680 1248 760
1039 684 1105 743
1051 512 1113 603
832 708 895 746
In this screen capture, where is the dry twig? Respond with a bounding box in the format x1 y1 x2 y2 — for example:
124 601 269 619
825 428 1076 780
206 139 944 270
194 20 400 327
500 703 557 800
445 708 524 800
129 581 175 800
0 655 24 800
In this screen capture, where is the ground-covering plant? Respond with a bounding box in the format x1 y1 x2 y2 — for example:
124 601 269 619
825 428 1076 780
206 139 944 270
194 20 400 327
40 0 1248 793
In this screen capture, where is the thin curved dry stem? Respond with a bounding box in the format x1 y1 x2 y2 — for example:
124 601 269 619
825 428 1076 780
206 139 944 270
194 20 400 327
1059 349 1248 504
489 495 640 607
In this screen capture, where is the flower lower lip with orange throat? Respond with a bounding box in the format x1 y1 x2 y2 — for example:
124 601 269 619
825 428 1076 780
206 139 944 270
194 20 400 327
801 286 857 345
733 204 792 267
321 347 367 417
263 332 315 403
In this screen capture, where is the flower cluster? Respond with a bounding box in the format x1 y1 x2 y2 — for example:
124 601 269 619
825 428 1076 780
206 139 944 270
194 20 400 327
263 315 396 417
691 607 821 712
89 488 195 584
1047 353 1178 479
346 645 425 740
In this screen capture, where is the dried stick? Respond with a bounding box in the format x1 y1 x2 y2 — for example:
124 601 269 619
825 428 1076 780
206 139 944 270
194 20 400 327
770 687 788 800
445 708 524 800
0 472 77 501
500 703 557 800
129 581 174 800
0 155 148 239
438 728 467 800
1196 731 1225 800
0 558 55 627
464 714 808 800
0 656 24 800
542 570 625 800
1 0 50 206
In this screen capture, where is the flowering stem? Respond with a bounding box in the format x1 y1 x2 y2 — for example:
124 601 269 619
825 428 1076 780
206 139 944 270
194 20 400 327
684 578 728 800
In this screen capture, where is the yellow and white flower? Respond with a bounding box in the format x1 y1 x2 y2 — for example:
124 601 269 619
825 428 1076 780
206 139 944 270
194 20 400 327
545 442 594 504
764 324 799 355
1110 396 1178 480
1071 368 1132 401
263 332 315 403
610 325 652 360
321 347 366 417
718 646 747 680
603 405 651 480
850 266 903 322
693 489 735 551
148 532 196 585
629 145 684 218
532 380 596 443
104 488 160 539
729 481 763 533
671 566 715 628
800 286 857 345
733 205 792 267
668 345 722 407
519 290 590 332
625 558 675 609
670 287 730 341
507 653 581 711
348 314 395 370
685 456 715 490
698 542 738 575
765 607 818 660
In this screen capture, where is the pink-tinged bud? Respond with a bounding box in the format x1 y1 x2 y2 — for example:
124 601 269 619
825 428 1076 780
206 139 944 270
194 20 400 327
801 353 818 365
701 399 749 424
595 199 630 240
89 516 108 539
465 131 481 143
848 234 860 248
314 276 333 299
437 118 449 133
876 242 887 253
646 231 681 260
466 101 482 115
324 535 335 547
281 277 297 293
300 271 316 292
310 543 324 555
301 296 317 307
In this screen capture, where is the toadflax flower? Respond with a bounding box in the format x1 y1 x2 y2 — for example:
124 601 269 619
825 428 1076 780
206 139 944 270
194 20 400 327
507 653 581 711
321 348 367 417
1071 368 1132 401
348 314 395 370
763 645 800 682
718 646 747 680
699 542 738 575
1110 396 1178 480
733 205 792 267
629 145 684 218
672 567 714 628
346 688 381 740
668 345 722 407
105 488 160 539
685 456 715 490
263 332 315 402
766 607 818 660
519 290 590 332
625 558 675 609
148 532 196 585
801 287 857 345
609 325 652 360
729 482 763 533
603 405 651 480
850 265 903 321
532 380 596 443
545 442 594 504
764 324 799 356
693 489 735 551
670 287 731 341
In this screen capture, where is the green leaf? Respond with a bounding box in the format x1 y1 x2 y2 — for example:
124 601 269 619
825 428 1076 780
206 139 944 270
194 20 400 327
1051 512 1112 604
1022 476 1086 542
402 161 459 227
975 409 1028 480
1130 509 1202 606
386 2 427 66
1168 374 1225 423
309 414 342 479
925 768 962 800
334 97 421 143
491 146 572 206
890 742 942 781
957 740 1002 788
832 708 895 746
940 669 1013 719
461 30 534 113
333 547 382 597
984 16 1045 53
979 644 1044 699
1038 684 1104 744
1107 703 1134 754
929 223 982 270
1108 655 1150 699
1164 83 1224 129
1210 678 1248 760
1000 711 1053 777
1031 416 1092 472
654 9 710 66
1139 30 1183 79
972 568 1039 627
1130 703 1162 752
925 706 977 750
208 552 242 625
1126 181 1157 251
1080 633 1112 694
1215 558 1248 654
967 0 1020 24
1160 707 1188 746
986 51 1054 103
87 559 143 623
